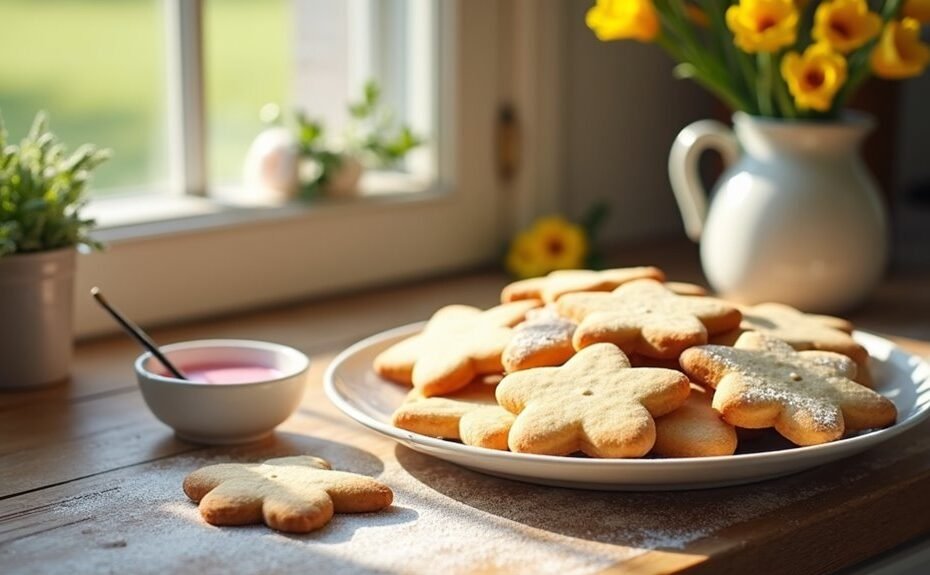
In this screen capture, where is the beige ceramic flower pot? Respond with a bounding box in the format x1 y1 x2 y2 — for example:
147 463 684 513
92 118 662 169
0 248 76 388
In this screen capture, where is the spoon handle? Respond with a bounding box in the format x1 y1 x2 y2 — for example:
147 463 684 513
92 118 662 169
90 287 188 380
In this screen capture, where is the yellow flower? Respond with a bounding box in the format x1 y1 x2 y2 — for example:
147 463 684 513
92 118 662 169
586 0 660 43
781 43 848 111
903 0 930 24
505 217 588 279
870 18 930 79
813 0 882 53
726 0 799 53
505 232 550 280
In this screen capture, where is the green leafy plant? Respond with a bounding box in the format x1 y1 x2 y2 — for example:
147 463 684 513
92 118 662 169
0 112 110 257
262 81 423 199
294 112 347 198
346 81 423 168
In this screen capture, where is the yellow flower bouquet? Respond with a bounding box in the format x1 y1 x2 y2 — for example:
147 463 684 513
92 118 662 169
587 0 930 116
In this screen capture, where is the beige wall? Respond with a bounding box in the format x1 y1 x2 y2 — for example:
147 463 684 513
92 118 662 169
559 0 716 245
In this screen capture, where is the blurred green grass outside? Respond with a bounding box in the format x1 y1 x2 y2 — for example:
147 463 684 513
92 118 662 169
0 0 288 194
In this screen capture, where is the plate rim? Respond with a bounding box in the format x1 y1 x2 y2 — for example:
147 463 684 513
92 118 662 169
323 322 930 468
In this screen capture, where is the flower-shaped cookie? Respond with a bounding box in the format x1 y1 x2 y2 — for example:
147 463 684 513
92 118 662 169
392 376 514 450
501 266 666 303
556 279 742 358
680 332 896 446
502 307 577 372
653 384 738 457
496 343 690 457
374 300 540 395
712 302 869 366
183 456 393 533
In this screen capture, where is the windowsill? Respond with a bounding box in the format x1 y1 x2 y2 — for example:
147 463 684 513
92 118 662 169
86 170 440 244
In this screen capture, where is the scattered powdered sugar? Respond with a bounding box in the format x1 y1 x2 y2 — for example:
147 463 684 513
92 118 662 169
7 454 636 574
741 381 841 429
702 346 844 429
505 307 576 365
3 432 893 575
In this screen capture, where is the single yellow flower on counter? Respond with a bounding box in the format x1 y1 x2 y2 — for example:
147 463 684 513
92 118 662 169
813 0 881 53
529 216 589 272
903 0 930 24
781 43 848 111
870 18 930 79
505 231 550 280
505 217 589 279
726 0 799 53
586 0 660 42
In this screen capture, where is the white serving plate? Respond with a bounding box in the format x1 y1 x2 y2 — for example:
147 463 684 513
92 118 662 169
324 323 930 490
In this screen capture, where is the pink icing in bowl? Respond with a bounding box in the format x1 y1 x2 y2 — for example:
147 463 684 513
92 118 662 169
155 364 285 384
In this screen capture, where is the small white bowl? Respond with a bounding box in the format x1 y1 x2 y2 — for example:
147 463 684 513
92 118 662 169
134 339 310 445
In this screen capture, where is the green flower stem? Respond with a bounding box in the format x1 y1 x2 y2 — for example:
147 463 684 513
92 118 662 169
835 48 873 111
655 0 753 112
656 35 750 111
793 0 817 51
656 6 710 68
701 0 754 108
756 52 775 117
772 52 797 119
735 49 760 115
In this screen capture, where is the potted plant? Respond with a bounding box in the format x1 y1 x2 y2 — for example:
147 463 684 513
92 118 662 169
242 81 423 203
587 0 929 312
0 112 109 388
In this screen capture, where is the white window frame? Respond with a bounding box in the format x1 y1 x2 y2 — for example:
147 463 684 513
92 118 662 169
74 1 515 337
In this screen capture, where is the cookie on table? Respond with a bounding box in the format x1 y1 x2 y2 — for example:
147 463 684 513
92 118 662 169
392 376 514 450
680 332 896 446
653 384 738 457
502 307 577 372
712 302 871 384
501 266 666 304
183 456 393 533
557 279 742 359
373 300 540 395
496 343 690 457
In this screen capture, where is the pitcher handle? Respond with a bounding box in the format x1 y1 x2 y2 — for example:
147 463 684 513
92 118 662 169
668 120 740 242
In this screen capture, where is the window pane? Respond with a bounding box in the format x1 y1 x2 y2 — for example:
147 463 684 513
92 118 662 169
205 0 291 185
0 0 168 195
207 0 437 192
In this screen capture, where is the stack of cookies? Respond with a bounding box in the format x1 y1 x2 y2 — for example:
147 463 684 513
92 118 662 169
374 267 897 458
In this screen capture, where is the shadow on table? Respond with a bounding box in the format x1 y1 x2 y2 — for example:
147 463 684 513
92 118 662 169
280 504 420 545
184 431 388 478
392 443 852 551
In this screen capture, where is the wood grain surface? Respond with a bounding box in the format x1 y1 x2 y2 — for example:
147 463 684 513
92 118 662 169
2 243 929 574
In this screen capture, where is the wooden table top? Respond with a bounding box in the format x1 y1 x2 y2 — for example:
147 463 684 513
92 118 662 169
2 243 930 575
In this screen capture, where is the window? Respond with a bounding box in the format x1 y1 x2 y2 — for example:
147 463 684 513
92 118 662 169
205 0 291 185
1 0 437 202
8 1 516 336
0 0 169 194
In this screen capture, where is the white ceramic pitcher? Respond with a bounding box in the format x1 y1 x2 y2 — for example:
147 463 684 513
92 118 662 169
669 112 888 313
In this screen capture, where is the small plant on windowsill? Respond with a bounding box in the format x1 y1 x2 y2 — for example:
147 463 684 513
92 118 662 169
0 111 110 388
298 80 424 199
243 83 423 203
